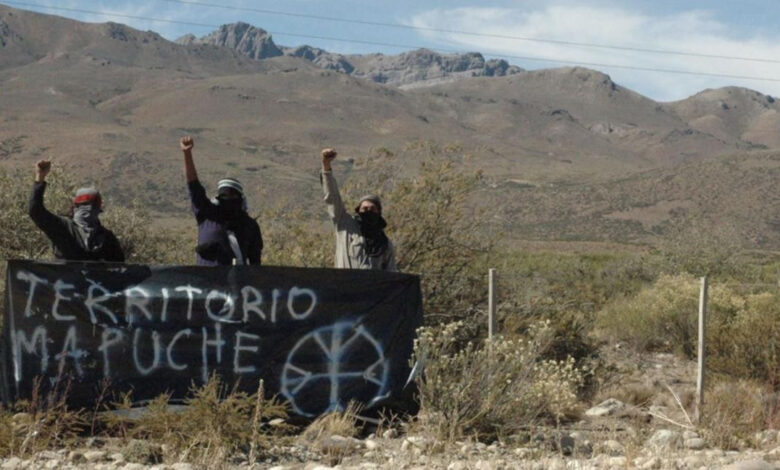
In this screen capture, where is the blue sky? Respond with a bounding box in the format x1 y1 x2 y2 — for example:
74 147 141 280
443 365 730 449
6 0 780 101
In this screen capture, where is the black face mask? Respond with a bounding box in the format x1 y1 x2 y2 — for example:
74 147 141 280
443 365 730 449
217 197 243 216
355 211 386 232
354 211 389 256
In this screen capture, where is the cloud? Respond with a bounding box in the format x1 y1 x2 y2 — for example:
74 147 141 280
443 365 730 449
27 0 225 39
407 4 780 101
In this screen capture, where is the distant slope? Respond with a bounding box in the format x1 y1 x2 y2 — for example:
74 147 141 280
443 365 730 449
667 87 780 149
503 151 780 248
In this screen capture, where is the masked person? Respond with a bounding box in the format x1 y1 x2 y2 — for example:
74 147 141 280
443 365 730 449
28 160 125 262
180 136 263 266
320 148 397 271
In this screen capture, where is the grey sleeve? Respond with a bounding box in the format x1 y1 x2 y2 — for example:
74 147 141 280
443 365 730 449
384 241 398 272
321 170 351 228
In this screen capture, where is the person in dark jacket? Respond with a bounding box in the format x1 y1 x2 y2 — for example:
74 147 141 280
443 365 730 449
179 136 263 266
28 160 125 262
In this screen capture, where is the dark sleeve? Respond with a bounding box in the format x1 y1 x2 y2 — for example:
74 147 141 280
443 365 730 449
28 181 70 237
248 220 263 266
187 179 216 218
103 231 125 263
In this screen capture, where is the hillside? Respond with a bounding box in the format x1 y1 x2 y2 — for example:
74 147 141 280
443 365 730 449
501 151 780 248
1 4 780 249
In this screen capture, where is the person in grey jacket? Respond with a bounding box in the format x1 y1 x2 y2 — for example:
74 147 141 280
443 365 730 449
321 148 397 271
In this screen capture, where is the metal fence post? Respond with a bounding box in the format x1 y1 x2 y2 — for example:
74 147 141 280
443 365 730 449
488 269 497 340
695 276 708 423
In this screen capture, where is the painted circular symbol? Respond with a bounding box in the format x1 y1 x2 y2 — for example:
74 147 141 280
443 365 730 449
281 322 389 416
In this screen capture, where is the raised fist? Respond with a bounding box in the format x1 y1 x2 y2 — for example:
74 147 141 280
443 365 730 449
35 160 52 181
321 148 337 161
180 136 194 152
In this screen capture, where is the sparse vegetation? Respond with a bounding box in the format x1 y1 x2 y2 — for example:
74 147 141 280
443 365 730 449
413 321 586 441
3 145 780 465
701 380 771 450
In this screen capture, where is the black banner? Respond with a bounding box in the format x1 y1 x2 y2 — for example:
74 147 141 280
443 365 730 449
1 260 422 416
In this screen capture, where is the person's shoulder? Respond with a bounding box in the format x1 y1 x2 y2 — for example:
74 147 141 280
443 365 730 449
101 227 120 240
243 213 261 229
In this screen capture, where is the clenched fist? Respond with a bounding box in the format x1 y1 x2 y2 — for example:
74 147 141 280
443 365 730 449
180 136 194 153
35 159 52 182
321 148 337 171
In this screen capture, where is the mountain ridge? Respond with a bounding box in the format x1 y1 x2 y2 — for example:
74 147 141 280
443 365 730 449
175 21 524 87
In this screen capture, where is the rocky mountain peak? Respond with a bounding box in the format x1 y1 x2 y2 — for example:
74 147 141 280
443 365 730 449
180 22 283 60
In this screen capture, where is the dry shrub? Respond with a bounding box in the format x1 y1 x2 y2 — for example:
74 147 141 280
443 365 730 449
598 275 780 387
413 321 586 441
708 291 780 388
104 376 288 466
300 401 361 442
0 378 86 457
596 274 742 358
259 206 331 268
299 402 362 465
99 203 192 265
701 380 769 450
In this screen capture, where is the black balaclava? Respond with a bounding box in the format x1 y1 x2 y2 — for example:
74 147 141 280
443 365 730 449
354 195 389 256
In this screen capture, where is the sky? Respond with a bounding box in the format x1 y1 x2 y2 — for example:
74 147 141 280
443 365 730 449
5 0 780 101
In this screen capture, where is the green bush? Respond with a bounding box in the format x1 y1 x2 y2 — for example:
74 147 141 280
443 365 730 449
597 273 780 387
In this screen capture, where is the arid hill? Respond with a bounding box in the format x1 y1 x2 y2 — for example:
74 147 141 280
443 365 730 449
1 4 779 248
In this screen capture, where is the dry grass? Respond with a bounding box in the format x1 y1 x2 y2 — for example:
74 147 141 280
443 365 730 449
113 375 289 467
298 402 363 466
701 380 770 450
0 378 86 458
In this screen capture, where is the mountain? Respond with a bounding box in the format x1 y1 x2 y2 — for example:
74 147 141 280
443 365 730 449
176 22 522 87
176 22 283 60
2 4 780 249
668 87 780 149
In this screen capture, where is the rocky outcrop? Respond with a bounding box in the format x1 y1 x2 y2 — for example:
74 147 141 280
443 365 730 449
177 22 283 60
179 23 523 87
348 48 523 86
283 45 354 74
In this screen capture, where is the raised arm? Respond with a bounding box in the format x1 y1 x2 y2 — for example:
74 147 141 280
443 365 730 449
320 148 350 227
28 160 68 232
180 137 214 214
180 136 198 183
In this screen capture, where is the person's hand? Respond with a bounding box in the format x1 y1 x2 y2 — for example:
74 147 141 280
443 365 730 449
35 160 51 182
180 136 194 153
321 148 337 170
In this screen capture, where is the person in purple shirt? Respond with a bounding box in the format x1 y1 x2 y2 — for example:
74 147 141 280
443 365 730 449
179 136 263 266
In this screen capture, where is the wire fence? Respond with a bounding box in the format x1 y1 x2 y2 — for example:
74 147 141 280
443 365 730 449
5 0 780 83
